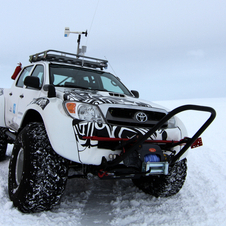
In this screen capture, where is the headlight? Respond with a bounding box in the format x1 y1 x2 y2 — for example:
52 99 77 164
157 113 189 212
65 102 104 124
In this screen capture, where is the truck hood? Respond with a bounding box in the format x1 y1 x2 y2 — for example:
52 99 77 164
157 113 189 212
56 88 164 110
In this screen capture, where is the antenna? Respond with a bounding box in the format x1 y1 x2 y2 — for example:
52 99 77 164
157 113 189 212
64 27 88 56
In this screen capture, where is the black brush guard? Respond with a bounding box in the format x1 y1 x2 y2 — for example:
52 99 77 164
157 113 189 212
102 104 216 170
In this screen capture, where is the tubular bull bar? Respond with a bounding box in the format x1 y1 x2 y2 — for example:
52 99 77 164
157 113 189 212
102 104 216 169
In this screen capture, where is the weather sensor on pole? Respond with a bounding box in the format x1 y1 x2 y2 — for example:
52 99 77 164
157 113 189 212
64 27 88 56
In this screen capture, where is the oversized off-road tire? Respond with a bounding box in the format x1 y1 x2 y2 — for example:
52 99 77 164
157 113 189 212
8 122 69 213
132 158 187 197
0 127 8 161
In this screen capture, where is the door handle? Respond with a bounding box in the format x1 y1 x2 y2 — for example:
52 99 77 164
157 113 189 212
9 92 12 96
19 94 24 98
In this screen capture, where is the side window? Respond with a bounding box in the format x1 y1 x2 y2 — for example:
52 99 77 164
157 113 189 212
16 66 33 88
30 65 44 88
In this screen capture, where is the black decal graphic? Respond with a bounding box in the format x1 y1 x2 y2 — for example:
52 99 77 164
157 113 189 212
73 121 166 151
30 98 50 110
64 90 151 107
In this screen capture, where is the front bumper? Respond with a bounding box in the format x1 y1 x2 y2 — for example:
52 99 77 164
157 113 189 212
72 104 216 168
73 119 182 165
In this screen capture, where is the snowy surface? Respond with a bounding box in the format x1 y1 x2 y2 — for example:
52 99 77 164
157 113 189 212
0 98 225 226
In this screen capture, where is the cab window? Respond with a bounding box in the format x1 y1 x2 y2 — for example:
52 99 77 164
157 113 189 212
30 65 44 88
16 66 33 88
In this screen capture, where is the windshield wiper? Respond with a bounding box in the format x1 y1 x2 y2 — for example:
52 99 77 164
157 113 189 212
91 88 108 92
62 82 107 91
61 83 87 89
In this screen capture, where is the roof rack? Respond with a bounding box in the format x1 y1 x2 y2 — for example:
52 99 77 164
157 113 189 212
29 50 108 70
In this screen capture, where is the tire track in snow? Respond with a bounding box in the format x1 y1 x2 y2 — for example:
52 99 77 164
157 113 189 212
79 179 117 225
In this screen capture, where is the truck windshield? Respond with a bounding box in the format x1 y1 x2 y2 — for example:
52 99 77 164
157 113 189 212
49 64 132 96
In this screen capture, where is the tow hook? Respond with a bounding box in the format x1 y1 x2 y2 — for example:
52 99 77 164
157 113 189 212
98 169 109 178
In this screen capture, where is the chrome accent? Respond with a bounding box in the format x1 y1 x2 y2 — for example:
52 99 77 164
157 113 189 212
135 112 148 122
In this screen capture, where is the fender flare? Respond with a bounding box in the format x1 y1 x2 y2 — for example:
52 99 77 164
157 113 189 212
21 98 80 163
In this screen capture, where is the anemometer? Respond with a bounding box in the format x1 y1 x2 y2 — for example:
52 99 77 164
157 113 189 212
64 27 88 55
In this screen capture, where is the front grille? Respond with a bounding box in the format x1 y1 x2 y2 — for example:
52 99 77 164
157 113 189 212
106 108 167 128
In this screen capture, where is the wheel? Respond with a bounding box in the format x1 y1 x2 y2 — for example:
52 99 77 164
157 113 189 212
0 127 8 161
132 158 187 197
8 122 69 213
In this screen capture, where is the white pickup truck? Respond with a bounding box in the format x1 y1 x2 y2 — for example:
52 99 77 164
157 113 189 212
0 50 216 213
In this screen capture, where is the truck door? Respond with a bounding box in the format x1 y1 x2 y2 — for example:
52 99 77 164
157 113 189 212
5 65 44 131
5 65 34 131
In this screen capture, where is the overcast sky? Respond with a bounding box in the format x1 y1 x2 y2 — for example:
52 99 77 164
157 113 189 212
0 0 225 101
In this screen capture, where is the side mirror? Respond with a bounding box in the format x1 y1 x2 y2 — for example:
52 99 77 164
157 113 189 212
24 76 40 89
131 90 139 98
43 84 56 98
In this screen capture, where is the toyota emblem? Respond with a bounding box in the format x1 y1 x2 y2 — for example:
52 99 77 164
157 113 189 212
135 112 148 122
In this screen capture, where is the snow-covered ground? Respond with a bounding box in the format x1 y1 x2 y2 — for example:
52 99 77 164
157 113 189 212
0 98 225 226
